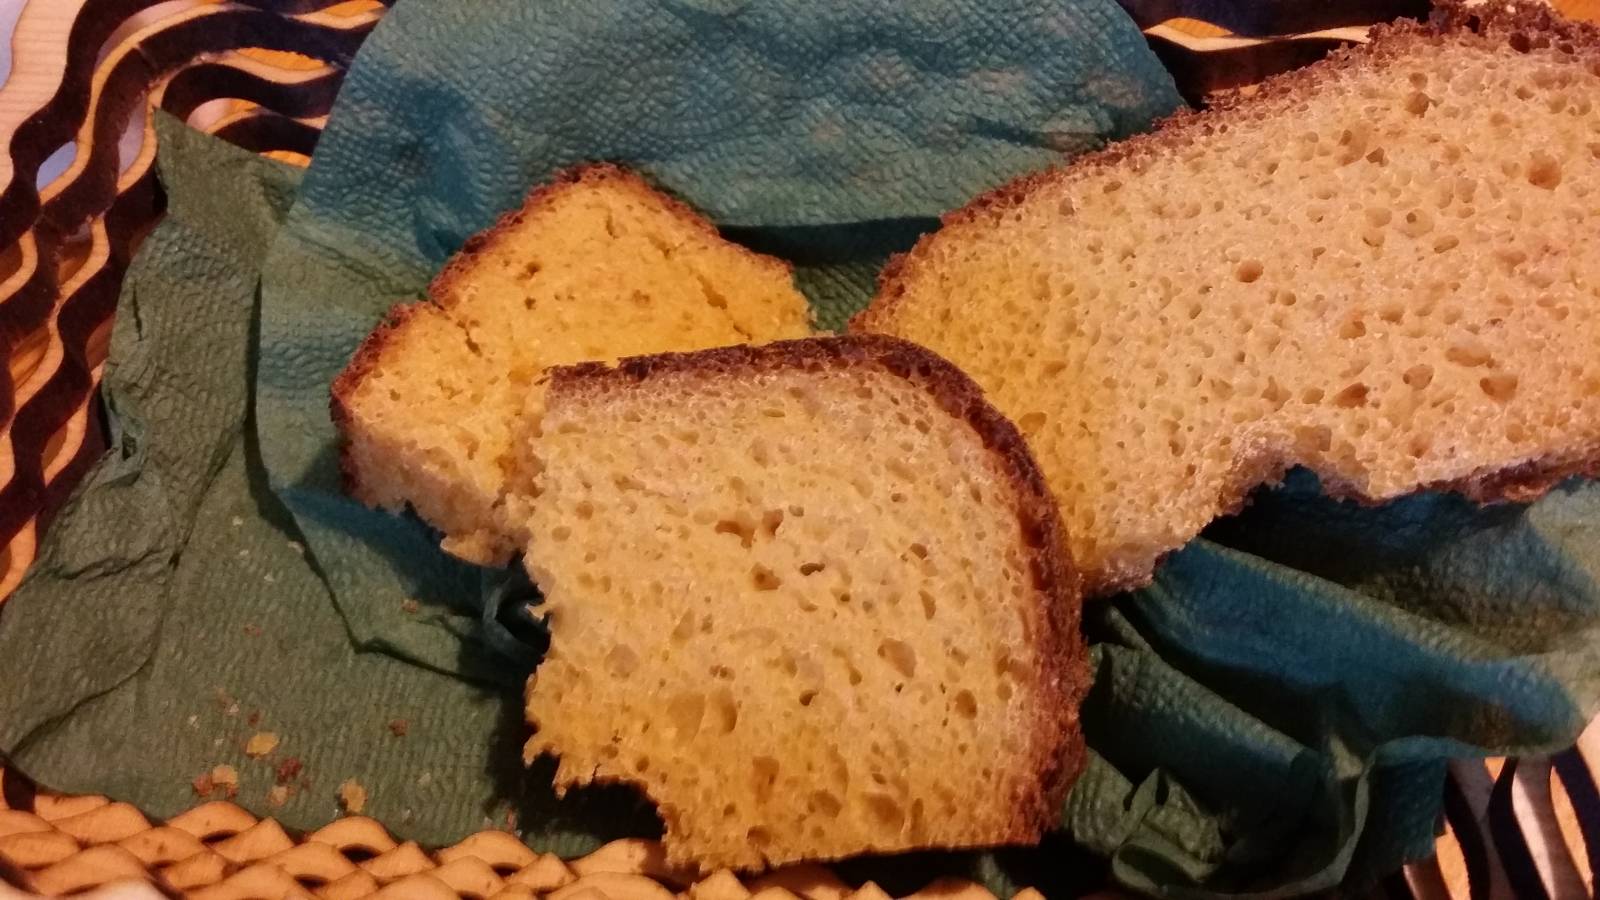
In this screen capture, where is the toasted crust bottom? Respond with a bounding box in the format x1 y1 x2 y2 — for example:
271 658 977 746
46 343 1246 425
853 1 1600 595
539 334 1088 851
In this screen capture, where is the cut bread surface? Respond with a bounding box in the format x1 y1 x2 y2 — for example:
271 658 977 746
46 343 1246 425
332 165 813 564
853 4 1600 594
517 336 1086 871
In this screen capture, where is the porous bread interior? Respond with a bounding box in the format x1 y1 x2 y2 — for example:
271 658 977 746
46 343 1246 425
519 355 1063 870
855 17 1600 594
338 168 813 564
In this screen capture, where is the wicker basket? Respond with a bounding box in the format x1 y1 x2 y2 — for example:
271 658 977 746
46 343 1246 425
0 1 1595 897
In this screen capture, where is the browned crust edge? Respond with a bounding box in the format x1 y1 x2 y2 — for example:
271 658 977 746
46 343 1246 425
425 163 796 310
329 162 800 500
853 0 1600 595
543 333 1088 855
328 301 437 498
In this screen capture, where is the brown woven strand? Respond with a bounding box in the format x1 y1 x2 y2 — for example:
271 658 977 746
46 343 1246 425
0 0 382 600
0 769 1043 900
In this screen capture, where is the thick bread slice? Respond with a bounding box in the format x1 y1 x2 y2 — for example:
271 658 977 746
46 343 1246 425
516 335 1086 871
331 165 813 564
853 3 1600 594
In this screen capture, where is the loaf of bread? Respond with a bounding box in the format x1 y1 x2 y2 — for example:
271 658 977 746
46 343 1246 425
853 3 1600 594
332 165 813 564
515 336 1086 870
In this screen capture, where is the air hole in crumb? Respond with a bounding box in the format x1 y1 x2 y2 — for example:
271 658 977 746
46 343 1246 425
751 565 782 591
799 690 817 707
1446 343 1493 367
1333 384 1369 408
1297 425 1333 453
605 645 639 678
671 612 695 642
864 794 904 831
1480 372 1518 402
1261 379 1290 409
954 690 978 719
666 693 703 742
1403 364 1434 390
751 757 780 802
920 591 937 620
1527 152 1562 189
1398 208 1432 238
714 517 755 548
799 562 826 576
878 640 917 678
1235 259 1264 283
710 688 738 733
809 791 843 818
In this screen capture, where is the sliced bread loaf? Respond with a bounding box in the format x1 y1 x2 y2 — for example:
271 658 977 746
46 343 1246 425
332 165 814 564
853 3 1600 594
515 335 1085 870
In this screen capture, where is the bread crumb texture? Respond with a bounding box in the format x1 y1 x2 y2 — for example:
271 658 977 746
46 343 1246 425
854 4 1600 593
339 779 368 815
518 337 1085 870
333 165 813 564
245 732 279 758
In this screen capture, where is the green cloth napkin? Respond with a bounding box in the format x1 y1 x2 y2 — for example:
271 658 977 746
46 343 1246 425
1070 477 1600 895
0 115 658 856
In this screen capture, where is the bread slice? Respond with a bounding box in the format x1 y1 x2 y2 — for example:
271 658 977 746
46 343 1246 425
331 165 813 564
515 335 1085 871
853 3 1600 594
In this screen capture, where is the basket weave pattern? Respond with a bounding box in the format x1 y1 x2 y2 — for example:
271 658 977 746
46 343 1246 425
0 770 1034 900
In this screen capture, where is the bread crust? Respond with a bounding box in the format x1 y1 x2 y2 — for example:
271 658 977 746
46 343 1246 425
855 1 1600 595
331 163 796 505
329 301 442 499
544 334 1088 848
426 163 795 311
